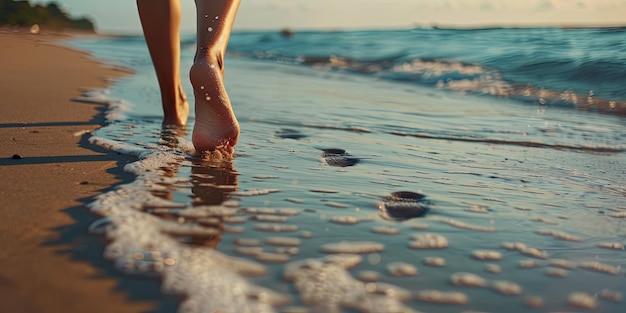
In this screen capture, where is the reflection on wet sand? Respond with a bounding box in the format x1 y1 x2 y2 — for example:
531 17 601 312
152 127 240 249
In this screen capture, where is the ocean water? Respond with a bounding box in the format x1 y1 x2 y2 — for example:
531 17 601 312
70 27 625 313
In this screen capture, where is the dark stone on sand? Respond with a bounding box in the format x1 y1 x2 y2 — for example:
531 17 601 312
11 154 22 159
380 191 429 220
320 148 360 167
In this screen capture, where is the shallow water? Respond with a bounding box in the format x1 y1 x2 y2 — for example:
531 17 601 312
72 30 625 313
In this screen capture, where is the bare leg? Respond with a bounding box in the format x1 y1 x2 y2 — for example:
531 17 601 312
190 0 240 155
137 0 189 126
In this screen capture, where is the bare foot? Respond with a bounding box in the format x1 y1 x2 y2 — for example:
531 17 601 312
162 84 189 126
189 60 239 155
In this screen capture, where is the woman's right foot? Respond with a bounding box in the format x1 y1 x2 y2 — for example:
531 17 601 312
189 60 239 156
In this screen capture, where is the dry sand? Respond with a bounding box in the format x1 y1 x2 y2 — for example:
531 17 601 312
0 30 168 313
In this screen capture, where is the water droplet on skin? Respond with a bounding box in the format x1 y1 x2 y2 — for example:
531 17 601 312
200 86 205 90
209 64 216 69
205 96 211 101
204 14 208 18
215 16 219 19
208 27 213 32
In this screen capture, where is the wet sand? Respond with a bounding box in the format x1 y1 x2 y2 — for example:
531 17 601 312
0 30 166 313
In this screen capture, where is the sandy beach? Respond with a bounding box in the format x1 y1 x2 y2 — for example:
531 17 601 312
0 30 165 313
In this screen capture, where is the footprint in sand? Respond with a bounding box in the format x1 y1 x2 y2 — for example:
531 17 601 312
379 191 430 220
320 148 360 167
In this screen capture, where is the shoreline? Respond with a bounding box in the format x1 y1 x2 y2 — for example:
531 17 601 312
0 30 168 312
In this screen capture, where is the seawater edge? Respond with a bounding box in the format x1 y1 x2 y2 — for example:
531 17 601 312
69 31 626 313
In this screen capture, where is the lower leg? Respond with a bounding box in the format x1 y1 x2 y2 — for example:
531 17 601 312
137 0 189 126
190 0 240 155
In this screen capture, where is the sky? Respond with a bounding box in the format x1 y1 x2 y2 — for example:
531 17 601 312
33 0 626 33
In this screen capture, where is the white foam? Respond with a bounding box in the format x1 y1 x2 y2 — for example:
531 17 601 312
550 259 577 269
241 208 299 216
423 257 446 267
472 250 502 261
416 290 468 305
440 218 496 232
518 259 542 269
329 215 360 225
579 261 621 275
597 242 625 250
485 264 501 274
371 225 400 235
520 247 549 259
501 242 527 251
254 224 299 232
450 272 487 287
535 229 583 242
386 262 418 277
265 237 301 247
491 280 522 295
567 292 596 309
409 233 449 249
524 296 544 308
357 270 380 282
87 125 294 312
283 255 416 312
321 241 385 254
545 267 568 278
600 289 622 302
